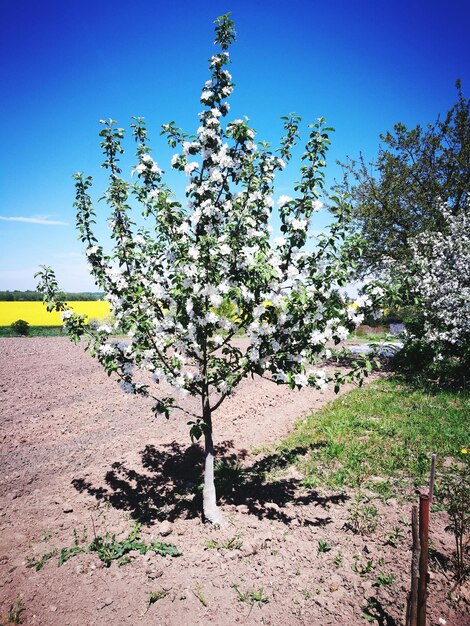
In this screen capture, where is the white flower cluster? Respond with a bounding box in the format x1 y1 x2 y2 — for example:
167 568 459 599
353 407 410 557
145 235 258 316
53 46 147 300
133 153 162 177
61 310 74 321
405 203 470 355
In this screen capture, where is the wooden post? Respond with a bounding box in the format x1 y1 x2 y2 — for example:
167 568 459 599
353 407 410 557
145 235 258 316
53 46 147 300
417 494 430 626
408 505 420 626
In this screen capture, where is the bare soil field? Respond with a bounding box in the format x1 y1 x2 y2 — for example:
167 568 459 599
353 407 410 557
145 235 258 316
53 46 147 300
0 338 467 625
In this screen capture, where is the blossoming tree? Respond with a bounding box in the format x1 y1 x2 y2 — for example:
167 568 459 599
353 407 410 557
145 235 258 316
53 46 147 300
37 14 374 524
381 202 469 374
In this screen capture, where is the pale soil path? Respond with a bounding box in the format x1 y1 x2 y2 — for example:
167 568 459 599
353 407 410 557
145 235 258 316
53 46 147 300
0 338 466 626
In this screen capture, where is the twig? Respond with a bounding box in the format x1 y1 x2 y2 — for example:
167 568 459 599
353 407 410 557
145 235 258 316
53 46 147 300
90 514 97 542
429 453 436 505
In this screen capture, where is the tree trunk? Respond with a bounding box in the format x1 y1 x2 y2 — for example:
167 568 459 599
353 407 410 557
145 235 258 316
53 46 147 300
202 396 223 525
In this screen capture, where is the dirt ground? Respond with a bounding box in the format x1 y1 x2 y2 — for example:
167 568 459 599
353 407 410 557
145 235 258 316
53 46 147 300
0 338 468 625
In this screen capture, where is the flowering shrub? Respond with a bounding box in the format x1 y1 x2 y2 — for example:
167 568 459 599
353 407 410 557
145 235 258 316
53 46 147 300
36 14 374 523
373 202 470 380
408 205 469 359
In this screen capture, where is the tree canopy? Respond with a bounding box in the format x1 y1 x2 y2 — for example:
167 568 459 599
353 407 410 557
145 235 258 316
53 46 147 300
340 81 470 277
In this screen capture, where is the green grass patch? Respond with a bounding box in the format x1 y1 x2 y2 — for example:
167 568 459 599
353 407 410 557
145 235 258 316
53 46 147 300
348 330 391 343
0 325 64 337
278 378 469 495
0 325 127 338
347 334 390 344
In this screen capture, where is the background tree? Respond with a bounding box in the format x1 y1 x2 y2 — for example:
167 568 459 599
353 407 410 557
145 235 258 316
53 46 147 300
37 14 375 525
340 82 469 277
382 201 470 382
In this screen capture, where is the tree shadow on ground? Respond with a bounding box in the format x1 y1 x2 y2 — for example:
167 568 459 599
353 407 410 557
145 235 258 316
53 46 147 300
72 440 348 525
363 597 398 626
428 546 452 572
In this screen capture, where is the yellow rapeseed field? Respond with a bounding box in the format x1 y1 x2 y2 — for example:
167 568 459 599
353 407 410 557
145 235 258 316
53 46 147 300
0 301 111 326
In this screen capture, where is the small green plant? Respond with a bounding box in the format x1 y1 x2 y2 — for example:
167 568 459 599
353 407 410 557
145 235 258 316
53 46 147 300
232 585 269 613
439 449 470 580
27 523 181 571
214 458 246 495
332 552 343 567
374 571 395 587
386 525 405 547
304 590 313 600
26 550 58 572
73 526 88 545
58 545 87 565
346 494 379 535
204 535 243 550
193 583 208 607
88 523 181 566
250 589 269 608
10 320 29 336
352 555 374 577
317 538 332 553
7 599 25 624
144 589 170 614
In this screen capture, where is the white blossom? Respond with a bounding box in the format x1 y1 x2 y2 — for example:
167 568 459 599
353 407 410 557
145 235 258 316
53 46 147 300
335 326 349 341
277 195 293 207
294 373 308 387
201 90 213 102
99 343 115 356
290 218 308 231
184 161 199 175
205 311 219 324
209 293 223 307
97 324 113 334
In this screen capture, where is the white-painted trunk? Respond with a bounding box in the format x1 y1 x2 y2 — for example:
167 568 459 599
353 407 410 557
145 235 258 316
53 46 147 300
203 443 223 525
202 398 224 525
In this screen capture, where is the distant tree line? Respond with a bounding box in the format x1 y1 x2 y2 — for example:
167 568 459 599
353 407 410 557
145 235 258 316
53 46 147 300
0 290 104 301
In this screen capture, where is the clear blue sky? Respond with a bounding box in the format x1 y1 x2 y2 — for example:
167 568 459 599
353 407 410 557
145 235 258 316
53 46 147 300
1 0 469 291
